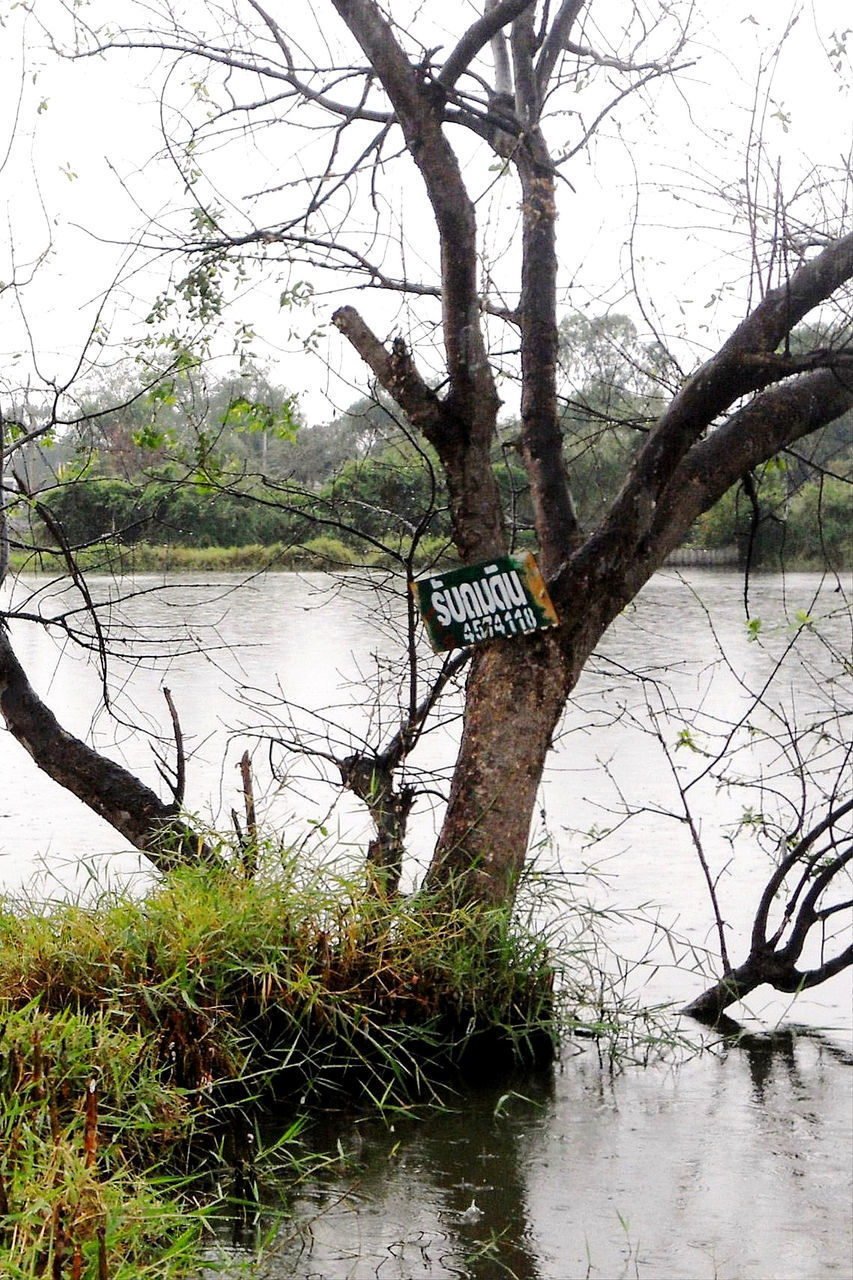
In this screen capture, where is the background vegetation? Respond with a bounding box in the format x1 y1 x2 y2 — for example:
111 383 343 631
10 317 849 574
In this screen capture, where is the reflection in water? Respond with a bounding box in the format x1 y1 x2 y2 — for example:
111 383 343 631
713 1015 853 1100
206 1026 852 1280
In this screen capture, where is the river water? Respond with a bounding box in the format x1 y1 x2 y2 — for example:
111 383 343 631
1 567 851 1277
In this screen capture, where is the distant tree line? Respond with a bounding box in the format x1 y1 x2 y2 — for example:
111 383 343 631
14 317 851 569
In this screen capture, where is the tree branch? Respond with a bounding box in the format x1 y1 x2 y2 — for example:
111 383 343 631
331 0 499 422
331 305 447 442
438 0 535 90
80 34 393 123
753 798 853 952
683 803 852 1023
536 0 586 95
651 366 853 563
161 686 186 807
576 233 853 581
0 626 201 867
511 15 580 572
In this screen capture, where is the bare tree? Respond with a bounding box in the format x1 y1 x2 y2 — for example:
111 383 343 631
5 1 851 976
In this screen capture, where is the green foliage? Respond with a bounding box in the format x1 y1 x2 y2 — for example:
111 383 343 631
784 475 852 566
37 473 305 550
692 468 851 568
320 448 448 546
29 331 846 568
224 393 299 442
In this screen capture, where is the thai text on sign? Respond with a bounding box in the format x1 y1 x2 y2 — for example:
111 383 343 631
413 551 559 652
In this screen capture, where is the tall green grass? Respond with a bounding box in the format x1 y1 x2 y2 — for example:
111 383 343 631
0 851 563 1275
0 1000 209 1277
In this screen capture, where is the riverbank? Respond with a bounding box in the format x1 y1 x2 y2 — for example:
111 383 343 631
0 855 562 1276
7 535 452 577
9 538 845 576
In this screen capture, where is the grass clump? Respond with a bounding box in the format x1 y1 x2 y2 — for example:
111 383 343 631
0 852 561 1274
0 1003 206 1278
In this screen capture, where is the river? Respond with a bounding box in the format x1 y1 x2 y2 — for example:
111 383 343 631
1 567 851 1278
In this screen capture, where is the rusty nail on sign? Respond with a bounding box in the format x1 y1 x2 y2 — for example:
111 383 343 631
413 551 559 652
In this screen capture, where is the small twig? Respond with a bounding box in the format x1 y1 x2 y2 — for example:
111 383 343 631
28 493 112 709
162 687 185 807
0 410 8 590
239 750 258 876
647 697 731 971
84 1079 98 1169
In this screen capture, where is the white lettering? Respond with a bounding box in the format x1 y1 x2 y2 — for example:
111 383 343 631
432 590 452 627
489 577 508 609
477 578 498 613
459 582 481 619
446 587 467 623
471 581 491 615
501 571 527 607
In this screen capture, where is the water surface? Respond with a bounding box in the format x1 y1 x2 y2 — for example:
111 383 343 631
2 568 850 1278
208 1027 852 1279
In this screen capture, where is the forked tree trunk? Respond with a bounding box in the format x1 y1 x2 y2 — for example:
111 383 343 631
14 2 852 933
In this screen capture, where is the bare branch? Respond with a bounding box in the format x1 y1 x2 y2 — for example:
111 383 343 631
0 626 201 867
652 366 853 563
753 797 853 951
438 0 535 91
536 0 586 94
331 0 499 421
568 232 853 594
331 306 446 442
162 686 186 807
684 803 853 1023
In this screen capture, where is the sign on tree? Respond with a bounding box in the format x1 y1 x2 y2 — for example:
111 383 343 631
413 552 559 652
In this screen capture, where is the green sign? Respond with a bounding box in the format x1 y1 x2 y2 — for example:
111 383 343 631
413 551 559 652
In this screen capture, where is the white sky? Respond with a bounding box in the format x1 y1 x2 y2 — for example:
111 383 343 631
1 0 850 425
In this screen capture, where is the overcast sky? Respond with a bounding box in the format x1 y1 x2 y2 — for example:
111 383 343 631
1 0 850 425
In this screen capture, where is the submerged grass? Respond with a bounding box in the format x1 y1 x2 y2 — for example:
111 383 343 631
0 852 562 1276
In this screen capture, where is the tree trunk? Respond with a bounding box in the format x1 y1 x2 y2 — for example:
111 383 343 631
681 962 770 1024
425 630 574 904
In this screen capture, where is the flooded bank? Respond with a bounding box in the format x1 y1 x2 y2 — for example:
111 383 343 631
208 1025 852 1280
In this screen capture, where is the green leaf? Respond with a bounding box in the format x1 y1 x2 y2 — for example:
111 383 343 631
132 425 172 451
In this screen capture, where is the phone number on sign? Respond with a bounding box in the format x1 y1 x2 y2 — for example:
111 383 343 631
461 606 539 643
